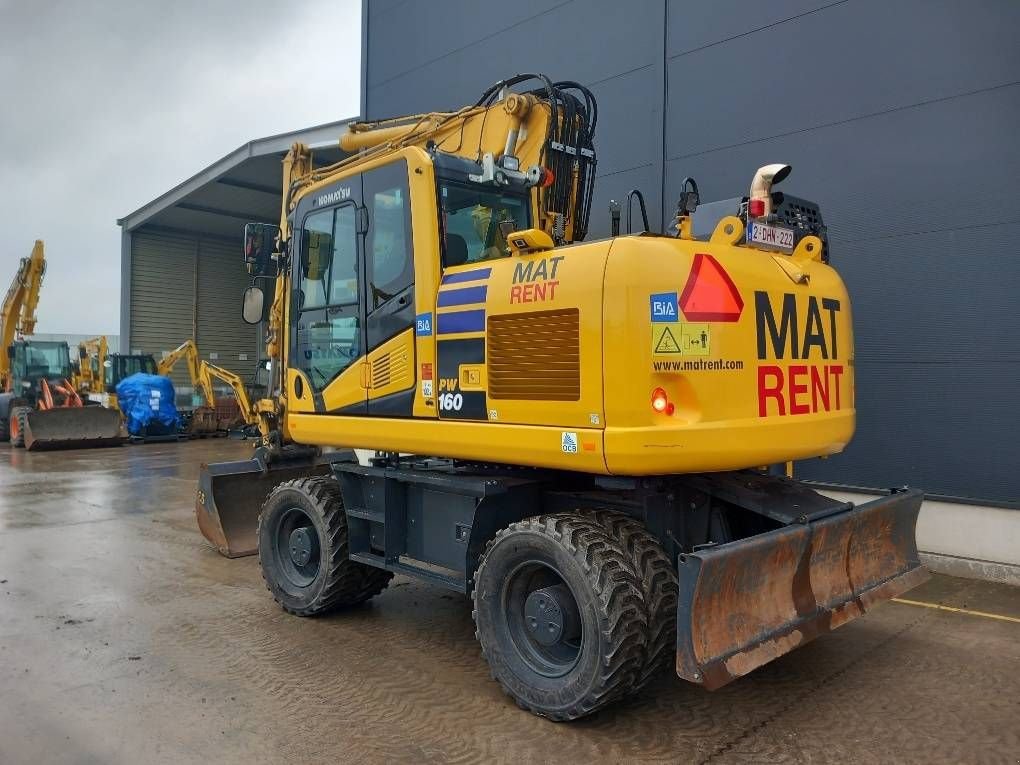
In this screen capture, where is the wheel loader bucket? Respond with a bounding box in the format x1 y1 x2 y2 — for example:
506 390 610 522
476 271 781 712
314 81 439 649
196 450 343 558
676 488 928 690
23 407 124 451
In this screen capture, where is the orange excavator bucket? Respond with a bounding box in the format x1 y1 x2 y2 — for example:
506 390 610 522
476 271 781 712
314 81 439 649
675 488 927 689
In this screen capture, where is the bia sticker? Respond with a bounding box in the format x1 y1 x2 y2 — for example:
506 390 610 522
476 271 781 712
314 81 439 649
415 313 433 336
439 392 463 412
422 380 434 398
561 432 578 454
650 292 679 322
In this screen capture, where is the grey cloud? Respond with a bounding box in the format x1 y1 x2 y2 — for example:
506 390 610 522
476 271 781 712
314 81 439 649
0 0 361 334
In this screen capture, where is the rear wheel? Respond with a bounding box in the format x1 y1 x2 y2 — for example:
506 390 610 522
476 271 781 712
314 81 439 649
472 513 649 721
257 477 392 616
9 407 30 448
586 510 679 690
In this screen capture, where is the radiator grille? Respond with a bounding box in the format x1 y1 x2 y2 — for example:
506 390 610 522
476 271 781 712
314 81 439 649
487 308 580 401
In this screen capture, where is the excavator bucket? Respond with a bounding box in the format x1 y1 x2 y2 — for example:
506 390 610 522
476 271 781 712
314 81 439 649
23 407 123 451
675 488 928 690
196 448 347 557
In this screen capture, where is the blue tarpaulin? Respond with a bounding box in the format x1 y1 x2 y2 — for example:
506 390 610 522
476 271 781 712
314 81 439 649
115 373 179 436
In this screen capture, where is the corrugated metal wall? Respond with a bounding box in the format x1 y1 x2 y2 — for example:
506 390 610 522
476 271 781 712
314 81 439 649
366 0 1020 505
129 228 257 397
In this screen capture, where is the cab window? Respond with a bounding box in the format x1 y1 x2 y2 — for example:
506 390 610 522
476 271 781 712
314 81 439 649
364 161 413 310
440 182 530 267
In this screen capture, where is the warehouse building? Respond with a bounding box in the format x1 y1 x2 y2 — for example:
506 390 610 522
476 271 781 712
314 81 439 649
121 0 1019 512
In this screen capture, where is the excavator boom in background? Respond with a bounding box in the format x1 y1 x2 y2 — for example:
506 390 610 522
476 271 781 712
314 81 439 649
159 340 257 433
194 74 926 720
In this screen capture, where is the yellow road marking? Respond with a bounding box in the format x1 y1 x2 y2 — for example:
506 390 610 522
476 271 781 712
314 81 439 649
892 597 1020 624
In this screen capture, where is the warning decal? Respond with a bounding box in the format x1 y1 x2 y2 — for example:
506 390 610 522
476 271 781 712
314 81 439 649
652 325 682 354
651 322 711 356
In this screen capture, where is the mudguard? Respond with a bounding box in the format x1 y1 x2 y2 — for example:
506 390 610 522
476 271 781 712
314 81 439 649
675 488 927 689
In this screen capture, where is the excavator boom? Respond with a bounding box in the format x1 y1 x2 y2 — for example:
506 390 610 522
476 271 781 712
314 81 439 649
1 240 46 390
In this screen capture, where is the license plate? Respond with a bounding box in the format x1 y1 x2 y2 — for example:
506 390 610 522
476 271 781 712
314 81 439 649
748 221 795 252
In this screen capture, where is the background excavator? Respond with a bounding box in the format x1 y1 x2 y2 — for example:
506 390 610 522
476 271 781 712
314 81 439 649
158 339 257 434
1 241 121 449
72 335 159 410
194 74 926 720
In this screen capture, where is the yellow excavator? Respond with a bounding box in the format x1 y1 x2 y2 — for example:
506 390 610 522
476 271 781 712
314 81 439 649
1 241 121 449
72 336 160 410
158 339 257 433
195 74 926 720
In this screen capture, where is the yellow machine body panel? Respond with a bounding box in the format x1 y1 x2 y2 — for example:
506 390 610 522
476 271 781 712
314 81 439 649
282 173 854 475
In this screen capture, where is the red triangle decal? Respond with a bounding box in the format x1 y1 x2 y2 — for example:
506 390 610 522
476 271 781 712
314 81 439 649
679 253 744 322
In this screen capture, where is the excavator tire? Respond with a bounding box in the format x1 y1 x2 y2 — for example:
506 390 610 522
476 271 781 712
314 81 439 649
472 513 650 721
584 510 679 691
257 476 392 616
10 407 30 448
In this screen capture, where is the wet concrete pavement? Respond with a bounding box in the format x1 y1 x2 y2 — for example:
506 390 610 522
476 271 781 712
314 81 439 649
1 439 1018 764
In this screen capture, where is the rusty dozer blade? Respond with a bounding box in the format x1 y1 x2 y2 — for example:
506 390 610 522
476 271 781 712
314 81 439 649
196 447 352 558
676 488 928 690
24 407 124 451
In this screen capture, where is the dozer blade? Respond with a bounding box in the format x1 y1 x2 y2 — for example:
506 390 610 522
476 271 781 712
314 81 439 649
676 488 928 690
196 448 350 558
24 407 124 451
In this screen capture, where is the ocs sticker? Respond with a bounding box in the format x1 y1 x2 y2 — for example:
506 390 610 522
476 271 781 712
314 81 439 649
650 292 679 322
415 313 433 336
561 432 578 454
422 380 433 398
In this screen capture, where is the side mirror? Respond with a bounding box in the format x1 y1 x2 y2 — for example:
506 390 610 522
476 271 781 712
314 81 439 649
243 222 281 276
242 285 265 325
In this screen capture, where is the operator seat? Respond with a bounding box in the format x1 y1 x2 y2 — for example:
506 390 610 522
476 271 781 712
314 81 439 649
445 233 469 267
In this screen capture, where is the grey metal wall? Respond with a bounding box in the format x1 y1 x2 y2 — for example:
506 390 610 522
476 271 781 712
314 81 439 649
366 0 1020 505
128 229 258 396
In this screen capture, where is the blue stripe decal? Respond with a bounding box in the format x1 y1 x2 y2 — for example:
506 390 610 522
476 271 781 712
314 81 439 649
437 285 488 307
441 267 492 285
437 309 486 335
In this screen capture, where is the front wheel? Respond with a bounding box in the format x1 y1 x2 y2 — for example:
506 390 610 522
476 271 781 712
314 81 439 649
472 513 650 721
257 476 392 616
9 407 30 448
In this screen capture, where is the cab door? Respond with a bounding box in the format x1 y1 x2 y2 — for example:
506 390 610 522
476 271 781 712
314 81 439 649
362 159 417 416
289 185 367 414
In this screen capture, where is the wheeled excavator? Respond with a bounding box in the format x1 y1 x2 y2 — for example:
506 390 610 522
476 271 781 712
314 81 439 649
194 74 927 720
1 241 121 449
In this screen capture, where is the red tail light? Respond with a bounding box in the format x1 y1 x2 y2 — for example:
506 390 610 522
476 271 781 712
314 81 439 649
651 387 674 415
748 198 765 218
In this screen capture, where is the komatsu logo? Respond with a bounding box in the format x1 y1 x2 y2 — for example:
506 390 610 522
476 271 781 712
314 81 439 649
314 186 352 207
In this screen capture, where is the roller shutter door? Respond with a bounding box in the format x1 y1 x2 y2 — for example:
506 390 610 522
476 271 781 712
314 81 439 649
129 231 196 391
195 238 259 391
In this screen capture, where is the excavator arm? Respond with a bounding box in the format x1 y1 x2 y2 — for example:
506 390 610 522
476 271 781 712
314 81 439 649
1 240 46 390
72 335 108 393
158 340 214 406
199 362 257 426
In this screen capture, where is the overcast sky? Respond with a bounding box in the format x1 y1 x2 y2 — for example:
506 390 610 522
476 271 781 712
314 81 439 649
0 0 362 335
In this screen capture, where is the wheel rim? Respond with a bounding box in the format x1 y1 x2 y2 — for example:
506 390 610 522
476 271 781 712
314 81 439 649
502 561 583 678
272 507 321 588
